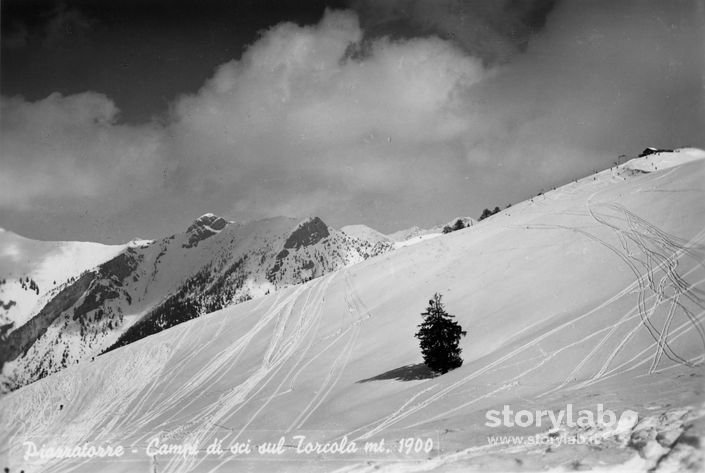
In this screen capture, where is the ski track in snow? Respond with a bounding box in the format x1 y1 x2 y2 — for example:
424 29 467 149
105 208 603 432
537 201 705 396
29 279 322 473
42 213 705 470
2 264 379 473
3 163 705 473
288 271 363 432
348 201 705 440
162 275 335 473
156 267 373 472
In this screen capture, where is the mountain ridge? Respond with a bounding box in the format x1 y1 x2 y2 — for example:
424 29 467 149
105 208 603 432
0 214 395 391
2 147 701 394
1 148 703 472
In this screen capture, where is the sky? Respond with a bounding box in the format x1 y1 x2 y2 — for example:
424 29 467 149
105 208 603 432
1 0 704 243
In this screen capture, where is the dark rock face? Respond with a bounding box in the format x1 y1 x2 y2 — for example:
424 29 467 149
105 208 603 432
105 255 250 354
183 214 230 249
284 217 330 250
0 248 142 378
99 248 141 283
266 249 289 281
191 214 229 231
0 271 95 370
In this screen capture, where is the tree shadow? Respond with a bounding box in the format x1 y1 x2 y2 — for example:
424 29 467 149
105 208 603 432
357 363 439 383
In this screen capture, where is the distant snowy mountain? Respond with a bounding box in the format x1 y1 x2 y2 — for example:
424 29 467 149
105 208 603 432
0 229 125 337
2 148 703 472
0 215 393 391
387 216 476 247
341 224 391 245
0 211 479 392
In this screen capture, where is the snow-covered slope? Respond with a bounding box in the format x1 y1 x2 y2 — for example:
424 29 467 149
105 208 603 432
626 147 705 173
387 216 476 248
341 224 391 245
0 229 126 336
1 149 704 472
0 216 392 392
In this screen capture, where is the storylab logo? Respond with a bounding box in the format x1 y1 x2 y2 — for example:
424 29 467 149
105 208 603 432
485 403 621 430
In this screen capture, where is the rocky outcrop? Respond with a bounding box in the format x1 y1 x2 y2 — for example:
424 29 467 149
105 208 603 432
183 213 231 248
284 217 330 249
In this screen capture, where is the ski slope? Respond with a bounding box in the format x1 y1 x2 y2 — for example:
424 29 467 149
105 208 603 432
1 150 704 472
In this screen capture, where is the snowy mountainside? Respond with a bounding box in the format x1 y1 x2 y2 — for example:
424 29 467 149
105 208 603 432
0 229 126 337
387 216 476 247
343 216 476 247
624 147 705 173
341 224 391 245
2 148 703 472
0 215 392 392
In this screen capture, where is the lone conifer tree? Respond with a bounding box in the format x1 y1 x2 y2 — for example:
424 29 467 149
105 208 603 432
415 293 467 373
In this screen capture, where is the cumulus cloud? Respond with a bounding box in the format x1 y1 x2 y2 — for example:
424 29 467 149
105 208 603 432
0 92 165 211
169 11 483 198
456 0 705 187
1 10 485 239
1 3 703 242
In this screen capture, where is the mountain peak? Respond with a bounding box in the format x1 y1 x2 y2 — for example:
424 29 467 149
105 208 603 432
183 213 231 248
341 224 391 245
284 217 330 249
191 213 229 229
